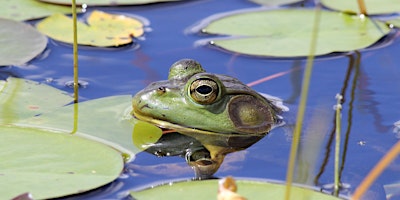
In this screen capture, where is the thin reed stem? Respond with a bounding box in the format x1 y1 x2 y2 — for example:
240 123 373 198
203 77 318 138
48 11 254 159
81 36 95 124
357 0 367 15
334 94 343 196
284 6 321 200
72 0 79 103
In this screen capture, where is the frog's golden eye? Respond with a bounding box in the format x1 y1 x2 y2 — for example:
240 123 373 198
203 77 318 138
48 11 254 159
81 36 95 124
189 78 219 104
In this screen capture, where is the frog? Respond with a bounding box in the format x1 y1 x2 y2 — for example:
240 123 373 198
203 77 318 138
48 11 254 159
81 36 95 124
132 59 286 178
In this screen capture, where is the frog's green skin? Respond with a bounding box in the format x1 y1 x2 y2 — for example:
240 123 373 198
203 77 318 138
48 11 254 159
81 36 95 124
132 59 284 178
132 59 282 136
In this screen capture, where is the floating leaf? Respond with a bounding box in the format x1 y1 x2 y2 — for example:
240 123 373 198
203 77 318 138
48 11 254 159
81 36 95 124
36 10 144 47
249 0 303 6
19 95 162 160
387 18 400 28
321 0 400 15
0 19 47 66
0 126 123 199
132 120 163 151
200 9 390 57
130 179 342 199
0 77 73 124
40 0 182 6
0 0 74 21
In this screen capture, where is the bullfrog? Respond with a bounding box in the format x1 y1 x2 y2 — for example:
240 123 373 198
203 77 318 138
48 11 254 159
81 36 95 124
132 59 286 178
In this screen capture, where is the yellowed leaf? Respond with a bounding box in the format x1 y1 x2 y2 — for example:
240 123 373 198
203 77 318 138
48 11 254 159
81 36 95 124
36 10 144 47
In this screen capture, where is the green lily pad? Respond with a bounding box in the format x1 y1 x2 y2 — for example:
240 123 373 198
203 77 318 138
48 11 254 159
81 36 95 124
387 18 400 28
200 9 390 57
130 179 342 199
0 0 73 21
0 77 73 124
249 0 303 6
0 19 47 66
40 0 182 6
321 0 400 15
19 95 162 160
36 10 144 47
0 126 123 199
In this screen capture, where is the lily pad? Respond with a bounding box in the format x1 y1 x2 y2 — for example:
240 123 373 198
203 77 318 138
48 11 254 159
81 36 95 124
19 95 162 160
0 126 123 199
249 0 303 6
130 179 342 199
0 77 73 124
0 0 73 21
387 18 400 28
321 0 400 15
36 10 144 47
0 19 47 66
200 9 390 57
40 0 182 6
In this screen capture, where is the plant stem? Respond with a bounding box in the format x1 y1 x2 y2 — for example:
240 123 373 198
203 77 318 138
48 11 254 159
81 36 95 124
334 94 343 196
357 0 368 15
71 0 78 135
284 6 321 200
72 0 78 103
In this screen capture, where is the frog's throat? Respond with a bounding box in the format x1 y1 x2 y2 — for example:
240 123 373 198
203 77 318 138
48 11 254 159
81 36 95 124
131 110 263 138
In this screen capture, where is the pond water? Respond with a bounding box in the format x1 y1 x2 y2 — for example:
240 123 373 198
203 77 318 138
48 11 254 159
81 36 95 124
3 0 400 199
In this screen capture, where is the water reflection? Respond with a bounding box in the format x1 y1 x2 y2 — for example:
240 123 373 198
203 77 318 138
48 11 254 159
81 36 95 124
143 131 265 179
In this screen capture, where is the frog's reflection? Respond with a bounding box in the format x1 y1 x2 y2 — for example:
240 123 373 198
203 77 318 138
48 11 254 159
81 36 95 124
143 131 265 179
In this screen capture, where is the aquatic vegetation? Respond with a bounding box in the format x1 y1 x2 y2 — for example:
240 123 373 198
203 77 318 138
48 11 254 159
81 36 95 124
37 10 145 47
40 0 185 6
0 0 74 21
195 8 390 57
0 19 47 66
1 0 400 199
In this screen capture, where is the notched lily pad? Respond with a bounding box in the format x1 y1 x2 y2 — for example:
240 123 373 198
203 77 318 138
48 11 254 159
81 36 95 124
21 95 162 160
249 0 303 6
198 9 390 57
0 18 47 66
36 10 145 47
0 126 124 199
0 0 74 21
40 0 182 6
130 179 342 199
0 77 73 124
321 0 400 15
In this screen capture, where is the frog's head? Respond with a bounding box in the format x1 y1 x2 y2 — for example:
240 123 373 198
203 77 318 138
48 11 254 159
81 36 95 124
132 58 286 178
132 59 283 136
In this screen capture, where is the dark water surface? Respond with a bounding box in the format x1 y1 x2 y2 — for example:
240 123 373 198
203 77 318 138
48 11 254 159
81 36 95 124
4 0 400 199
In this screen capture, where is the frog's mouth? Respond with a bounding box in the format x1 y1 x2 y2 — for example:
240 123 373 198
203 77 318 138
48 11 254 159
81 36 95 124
131 108 227 136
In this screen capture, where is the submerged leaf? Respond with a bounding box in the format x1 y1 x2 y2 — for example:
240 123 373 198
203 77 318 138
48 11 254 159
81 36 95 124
40 0 182 6
0 19 47 66
0 126 123 199
0 0 73 21
200 9 390 57
36 10 144 47
321 0 400 15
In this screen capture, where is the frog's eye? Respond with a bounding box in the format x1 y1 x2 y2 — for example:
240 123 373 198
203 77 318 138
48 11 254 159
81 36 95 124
189 78 219 104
